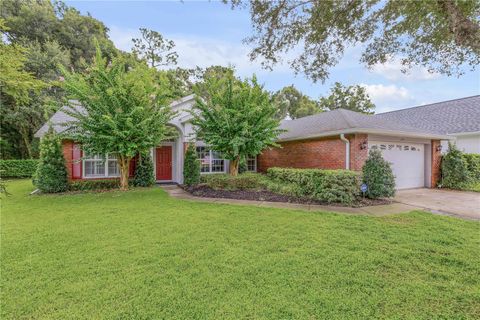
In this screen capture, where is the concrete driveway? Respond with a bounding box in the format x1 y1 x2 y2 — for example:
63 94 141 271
395 188 480 220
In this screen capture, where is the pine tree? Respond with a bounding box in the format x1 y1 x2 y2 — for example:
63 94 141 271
133 152 155 187
183 143 200 186
34 128 68 193
362 149 395 199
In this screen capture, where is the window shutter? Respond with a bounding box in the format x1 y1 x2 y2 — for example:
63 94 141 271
72 143 82 179
129 156 137 177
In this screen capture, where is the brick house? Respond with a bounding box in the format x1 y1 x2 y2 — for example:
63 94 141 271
36 94 458 190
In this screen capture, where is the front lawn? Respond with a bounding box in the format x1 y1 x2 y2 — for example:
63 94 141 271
2 180 479 319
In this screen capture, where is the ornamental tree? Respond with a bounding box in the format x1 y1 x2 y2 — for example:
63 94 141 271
191 70 283 176
61 44 174 190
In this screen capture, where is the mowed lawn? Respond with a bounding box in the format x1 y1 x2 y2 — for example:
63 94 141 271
1 180 479 319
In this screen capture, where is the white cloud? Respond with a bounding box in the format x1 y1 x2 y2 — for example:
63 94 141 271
371 59 440 81
360 84 414 113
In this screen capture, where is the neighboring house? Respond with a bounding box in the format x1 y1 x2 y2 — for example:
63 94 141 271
38 94 479 190
376 95 480 154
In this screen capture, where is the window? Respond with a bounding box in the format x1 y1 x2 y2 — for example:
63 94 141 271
83 153 120 178
196 147 225 173
246 155 257 172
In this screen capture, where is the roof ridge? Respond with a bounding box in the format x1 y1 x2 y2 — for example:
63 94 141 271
337 108 358 128
378 95 480 115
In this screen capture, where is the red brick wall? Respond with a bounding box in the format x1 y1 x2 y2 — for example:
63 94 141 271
431 140 442 187
257 134 368 172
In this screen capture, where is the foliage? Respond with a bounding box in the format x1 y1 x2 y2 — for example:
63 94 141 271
33 129 68 193
441 143 470 189
68 179 121 191
320 82 375 114
362 149 396 199
0 160 38 178
463 153 480 182
132 28 178 68
201 173 265 190
272 85 322 119
229 0 480 82
267 167 361 204
3 179 480 319
238 155 248 174
61 44 175 190
133 152 155 187
183 143 201 186
191 70 283 175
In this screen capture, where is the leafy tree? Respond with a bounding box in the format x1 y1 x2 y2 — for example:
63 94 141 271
362 149 396 199
272 85 322 119
441 143 470 189
191 71 283 176
33 128 68 193
320 82 375 114
133 152 155 187
132 28 178 68
62 45 175 190
183 143 201 186
229 0 480 82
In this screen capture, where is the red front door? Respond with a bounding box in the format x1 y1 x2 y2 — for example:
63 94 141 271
156 146 172 180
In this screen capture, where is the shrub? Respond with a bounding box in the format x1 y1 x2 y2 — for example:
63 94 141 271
238 155 248 174
69 179 121 191
0 160 38 178
201 173 265 190
133 152 155 187
463 153 480 182
267 167 360 204
33 129 68 193
362 149 395 199
183 144 201 186
441 143 470 189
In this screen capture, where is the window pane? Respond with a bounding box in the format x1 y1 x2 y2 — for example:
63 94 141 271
247 156 256 172
196 147 211 173
211 159 224 172
85 160 105 177
107 160 119 176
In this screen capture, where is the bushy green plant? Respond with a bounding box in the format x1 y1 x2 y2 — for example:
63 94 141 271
267 167 360 204
183 143 201 186
69 179 122 191
33 129 68 193
133 152 155 187
201 173 265 190
0 160 38 178
238 155 248 174
463 153 480 182
441 143 470 189
361 149 395 199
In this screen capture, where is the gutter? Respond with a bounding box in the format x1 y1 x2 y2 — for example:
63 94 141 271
340 134 350 170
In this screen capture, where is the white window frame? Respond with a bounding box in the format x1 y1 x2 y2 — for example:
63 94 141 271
82 153 121 179
196 147 227 174
246 155 257 172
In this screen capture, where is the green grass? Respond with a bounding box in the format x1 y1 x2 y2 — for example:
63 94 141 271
2 180 479 319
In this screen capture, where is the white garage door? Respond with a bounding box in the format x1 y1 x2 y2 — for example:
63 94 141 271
368 141 425 189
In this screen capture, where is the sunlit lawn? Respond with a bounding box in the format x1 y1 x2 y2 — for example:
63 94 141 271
1 180 479 319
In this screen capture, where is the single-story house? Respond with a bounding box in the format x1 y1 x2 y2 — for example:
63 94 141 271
37 94 479 190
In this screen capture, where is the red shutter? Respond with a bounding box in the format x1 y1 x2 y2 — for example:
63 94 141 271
72 143 82 179
128 155 137 177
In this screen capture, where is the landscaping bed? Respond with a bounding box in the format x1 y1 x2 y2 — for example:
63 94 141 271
185 184 391 207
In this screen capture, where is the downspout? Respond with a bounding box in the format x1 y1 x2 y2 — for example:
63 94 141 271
340 134 350 170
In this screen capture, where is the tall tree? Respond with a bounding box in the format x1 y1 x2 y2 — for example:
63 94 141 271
191 70 283 176
132 28 178 68
272 85 322 119
320 82 375 114
229 0 480 82
62 45 175 190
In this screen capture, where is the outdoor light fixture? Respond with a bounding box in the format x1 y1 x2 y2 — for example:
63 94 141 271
436 144 443 152
360 141 368 150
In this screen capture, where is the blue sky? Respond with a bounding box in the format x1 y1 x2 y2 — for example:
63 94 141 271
67 0 479 113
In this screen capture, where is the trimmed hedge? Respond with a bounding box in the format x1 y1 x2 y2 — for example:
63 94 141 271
201 173 264 190
464 153 480 182
0 160 38 178
69 179 122 191
267 167 360 204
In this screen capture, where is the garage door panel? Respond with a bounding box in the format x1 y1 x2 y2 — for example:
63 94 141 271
368 141 425 189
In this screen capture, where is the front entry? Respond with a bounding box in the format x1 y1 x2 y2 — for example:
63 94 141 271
156 146 172 181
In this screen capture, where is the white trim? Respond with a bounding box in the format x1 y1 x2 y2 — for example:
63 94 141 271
448 131 480 137
82 153 120 179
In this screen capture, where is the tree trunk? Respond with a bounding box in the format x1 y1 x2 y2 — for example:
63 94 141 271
118 156 131 191
20 128 32 159
229 156 240 176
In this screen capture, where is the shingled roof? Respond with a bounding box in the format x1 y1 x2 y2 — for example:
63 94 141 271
376 95 480 135
278 108 448 141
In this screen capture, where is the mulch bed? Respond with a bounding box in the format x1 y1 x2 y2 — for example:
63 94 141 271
184 185 391 208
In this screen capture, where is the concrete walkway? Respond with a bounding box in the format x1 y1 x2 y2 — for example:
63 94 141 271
159 185 420 217
395 188 480 220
